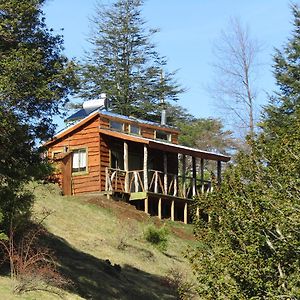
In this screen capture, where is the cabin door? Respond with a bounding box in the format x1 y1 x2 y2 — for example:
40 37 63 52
61 153 72 196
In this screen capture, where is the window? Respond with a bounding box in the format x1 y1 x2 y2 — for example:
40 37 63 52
129 124 140 135
155 130 171 142
72 148 87 173
110 120 124 131
52 151 62 159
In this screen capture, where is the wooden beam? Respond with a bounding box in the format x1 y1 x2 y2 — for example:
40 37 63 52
173 175 178 197
192 156 197 197
124 141 129 192
217 161 222 186
105 167 109 192
200 158 204 193
171 200 175 221
144 197 149 214
134 171 139 192
158 198 162 219
163 152 168 194
182 154 186 198
143 145 148 192
154 171 158 193
184 202 188 224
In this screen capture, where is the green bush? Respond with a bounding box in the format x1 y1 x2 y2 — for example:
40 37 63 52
144 225 168 251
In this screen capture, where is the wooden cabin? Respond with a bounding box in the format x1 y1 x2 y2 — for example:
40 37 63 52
45 98 230 223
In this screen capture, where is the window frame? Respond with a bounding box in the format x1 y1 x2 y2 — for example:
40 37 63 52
51 149 63 159
154 130 171 142
71 147 88 175
128 124 141 135
109 120 124 131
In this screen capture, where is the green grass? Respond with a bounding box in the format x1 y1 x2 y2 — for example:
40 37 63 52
0 182 198 299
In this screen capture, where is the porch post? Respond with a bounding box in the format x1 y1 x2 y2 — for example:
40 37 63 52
124 141 129 192
171 200 175 221
158 198 162 219
105 167 109 191
182 154 186 198
217 161 222 186
143 145 148 192
154 171 158 193
163 152 168 195
144 197 149 214
184 202 188 224
192 156 197 197
200 158 204 192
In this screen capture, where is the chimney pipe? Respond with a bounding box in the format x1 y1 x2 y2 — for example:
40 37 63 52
161 108 166 126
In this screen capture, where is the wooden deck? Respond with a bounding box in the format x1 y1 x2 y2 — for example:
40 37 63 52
105 167 213 223
105 167 213 199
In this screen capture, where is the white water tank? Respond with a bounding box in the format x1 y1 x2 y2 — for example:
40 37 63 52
82 93 107 110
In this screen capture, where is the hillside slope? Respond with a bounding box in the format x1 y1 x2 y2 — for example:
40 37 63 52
0 183 198 299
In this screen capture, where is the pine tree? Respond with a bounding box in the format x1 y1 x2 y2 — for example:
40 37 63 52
188 5 300 299
0 0 77 233
79 0 183 119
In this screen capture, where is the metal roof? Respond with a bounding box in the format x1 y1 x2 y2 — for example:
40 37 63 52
65 107 177 130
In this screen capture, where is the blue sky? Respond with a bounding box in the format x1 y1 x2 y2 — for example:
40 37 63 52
44 0 293 129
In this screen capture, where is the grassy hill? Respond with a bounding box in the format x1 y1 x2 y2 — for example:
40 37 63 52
0 183 199 299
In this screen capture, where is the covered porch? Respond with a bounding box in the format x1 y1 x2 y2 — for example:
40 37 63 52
100 128 230 223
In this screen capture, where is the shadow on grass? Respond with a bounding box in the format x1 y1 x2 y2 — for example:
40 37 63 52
40 231 176 300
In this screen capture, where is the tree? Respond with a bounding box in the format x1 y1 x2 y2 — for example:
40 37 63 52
177 118 236 178
79 0 183 120
0 0 77 233
178 118 236 155
188 6 300 299
209 18 262 138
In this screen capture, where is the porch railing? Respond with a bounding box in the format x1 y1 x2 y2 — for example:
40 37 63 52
105 167 213 199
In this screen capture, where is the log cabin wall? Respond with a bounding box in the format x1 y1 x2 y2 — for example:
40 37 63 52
98 112 179 144
141 127 154 139
47 111 180 195
99 136 110 192
47 115 101 195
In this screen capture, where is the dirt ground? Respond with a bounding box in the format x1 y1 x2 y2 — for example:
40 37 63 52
84 195 195 241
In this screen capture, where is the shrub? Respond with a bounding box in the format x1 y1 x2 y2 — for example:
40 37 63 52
144 225 168 252
164 267 196 300
0 211 71 295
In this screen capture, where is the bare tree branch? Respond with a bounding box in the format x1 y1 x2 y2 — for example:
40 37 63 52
208 18 263 139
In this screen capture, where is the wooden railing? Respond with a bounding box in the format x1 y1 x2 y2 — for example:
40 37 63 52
105 167 213 198
105 168 126 193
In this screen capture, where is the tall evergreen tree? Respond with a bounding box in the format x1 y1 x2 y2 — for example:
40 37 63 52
188 5 300 299
178 118 236 155
79 0 183 119
0 0 77 232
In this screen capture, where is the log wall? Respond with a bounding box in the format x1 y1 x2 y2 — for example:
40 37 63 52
47 112 180 195
47 115 101 195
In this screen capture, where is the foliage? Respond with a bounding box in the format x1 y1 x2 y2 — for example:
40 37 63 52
0 0 77 233
188 6 300 299
79 0 183 120
164 267 197 300
140 102 195 127
144 225 168 252
177 118 236 155
0 222 71 295
0 0 78 140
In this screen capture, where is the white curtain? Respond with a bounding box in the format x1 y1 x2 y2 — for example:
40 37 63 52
79 151 86 168
73 151 80 169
